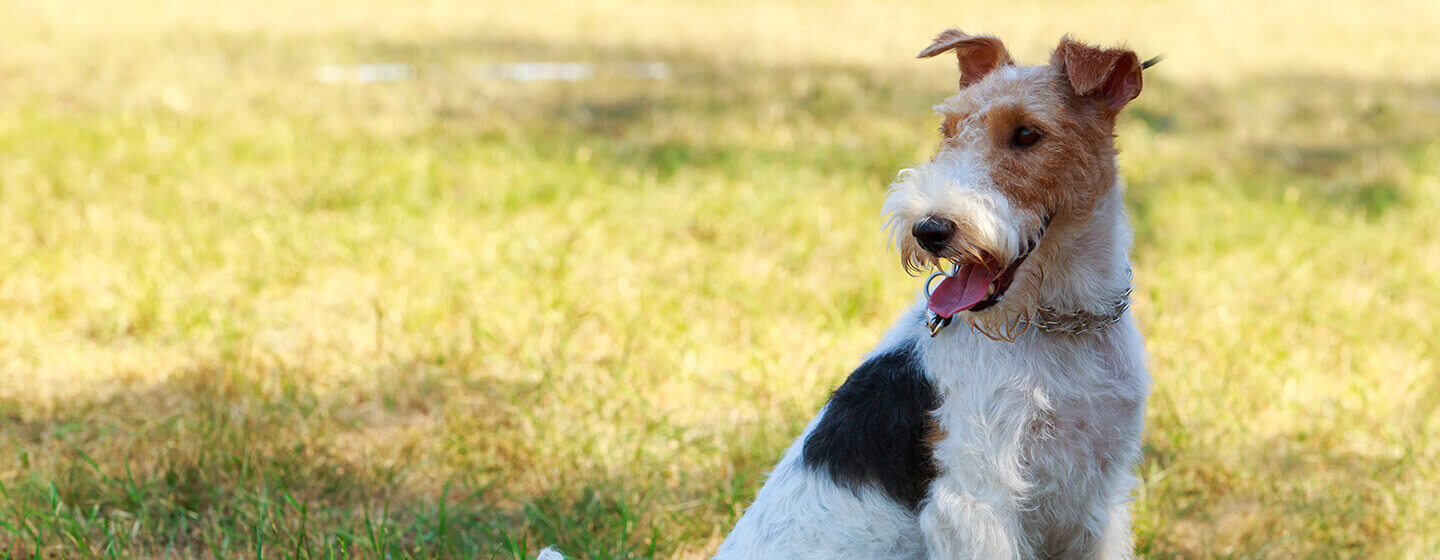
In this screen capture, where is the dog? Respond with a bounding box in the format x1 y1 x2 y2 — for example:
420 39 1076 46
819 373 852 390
711 31 1153 560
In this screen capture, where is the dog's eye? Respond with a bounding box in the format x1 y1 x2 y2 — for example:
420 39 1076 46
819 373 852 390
1011 126 1042 148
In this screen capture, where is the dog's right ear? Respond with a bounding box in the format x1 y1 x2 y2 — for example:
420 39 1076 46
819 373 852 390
917 29 1013 88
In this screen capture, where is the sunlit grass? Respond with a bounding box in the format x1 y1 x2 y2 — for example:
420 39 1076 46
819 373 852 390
1 0 1438 558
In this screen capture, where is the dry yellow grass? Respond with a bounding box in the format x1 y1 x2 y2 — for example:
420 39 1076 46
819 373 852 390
1 1 1437 558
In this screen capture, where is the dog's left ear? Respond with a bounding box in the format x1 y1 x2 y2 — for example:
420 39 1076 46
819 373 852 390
917 29 1013 88
1052 36 1143 112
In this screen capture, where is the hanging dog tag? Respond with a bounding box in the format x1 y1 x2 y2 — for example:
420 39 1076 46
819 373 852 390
926 311 952 337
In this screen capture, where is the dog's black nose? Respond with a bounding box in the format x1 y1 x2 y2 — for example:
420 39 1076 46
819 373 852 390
912 217 955 254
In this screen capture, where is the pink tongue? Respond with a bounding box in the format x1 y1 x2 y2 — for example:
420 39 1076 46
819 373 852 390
927 262 996 318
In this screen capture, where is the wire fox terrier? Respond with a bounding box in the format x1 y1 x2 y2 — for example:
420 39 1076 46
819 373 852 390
712 31 1155 560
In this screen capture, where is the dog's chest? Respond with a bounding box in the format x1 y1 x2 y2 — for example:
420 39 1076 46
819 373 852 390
919 331 1139 492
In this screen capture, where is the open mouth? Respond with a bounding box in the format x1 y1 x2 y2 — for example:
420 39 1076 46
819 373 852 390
925 229 1046 318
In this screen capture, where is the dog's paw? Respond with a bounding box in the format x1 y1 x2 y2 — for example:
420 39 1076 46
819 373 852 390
536 547 565 560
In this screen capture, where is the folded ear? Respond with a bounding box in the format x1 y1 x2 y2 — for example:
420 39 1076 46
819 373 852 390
917 29 1013 88
1052 35 1143 112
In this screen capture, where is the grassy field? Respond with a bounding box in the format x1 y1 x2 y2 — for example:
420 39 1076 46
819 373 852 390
2 0 1439 558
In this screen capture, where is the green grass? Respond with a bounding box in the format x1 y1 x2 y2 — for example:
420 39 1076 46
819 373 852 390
2 0 1438 558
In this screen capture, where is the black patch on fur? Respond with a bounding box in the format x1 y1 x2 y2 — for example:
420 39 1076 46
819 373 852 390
801 342 940 511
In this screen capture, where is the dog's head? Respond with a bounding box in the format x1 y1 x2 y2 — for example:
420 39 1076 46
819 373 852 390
883 31 1146 322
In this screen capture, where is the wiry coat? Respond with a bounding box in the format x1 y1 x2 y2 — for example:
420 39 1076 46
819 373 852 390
714 31 1152 560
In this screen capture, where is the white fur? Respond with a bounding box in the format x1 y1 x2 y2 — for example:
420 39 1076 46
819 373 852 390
882 151 1030 262
713 400 927 560
716 181 1149 559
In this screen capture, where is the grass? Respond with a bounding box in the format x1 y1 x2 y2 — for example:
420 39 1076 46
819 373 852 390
1 0 1438 558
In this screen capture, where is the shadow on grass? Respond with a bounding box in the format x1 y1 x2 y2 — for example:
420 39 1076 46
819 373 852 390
0 359 729 559
5 359 1424 559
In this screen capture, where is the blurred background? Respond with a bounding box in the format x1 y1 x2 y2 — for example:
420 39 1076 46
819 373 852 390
2 0 1438 558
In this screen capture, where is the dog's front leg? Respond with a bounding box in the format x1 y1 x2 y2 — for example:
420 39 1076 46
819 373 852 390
1094 500 1136 560
918 474 1030 560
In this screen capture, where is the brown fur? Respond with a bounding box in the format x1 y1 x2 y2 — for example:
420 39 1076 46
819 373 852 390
923 415 948 448
917 30 1014 88
1054 36 1144 112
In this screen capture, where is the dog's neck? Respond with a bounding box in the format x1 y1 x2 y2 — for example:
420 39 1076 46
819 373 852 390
1030 179 1135 319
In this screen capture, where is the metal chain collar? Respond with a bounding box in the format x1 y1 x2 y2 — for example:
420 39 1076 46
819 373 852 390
1030 274 1133 334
